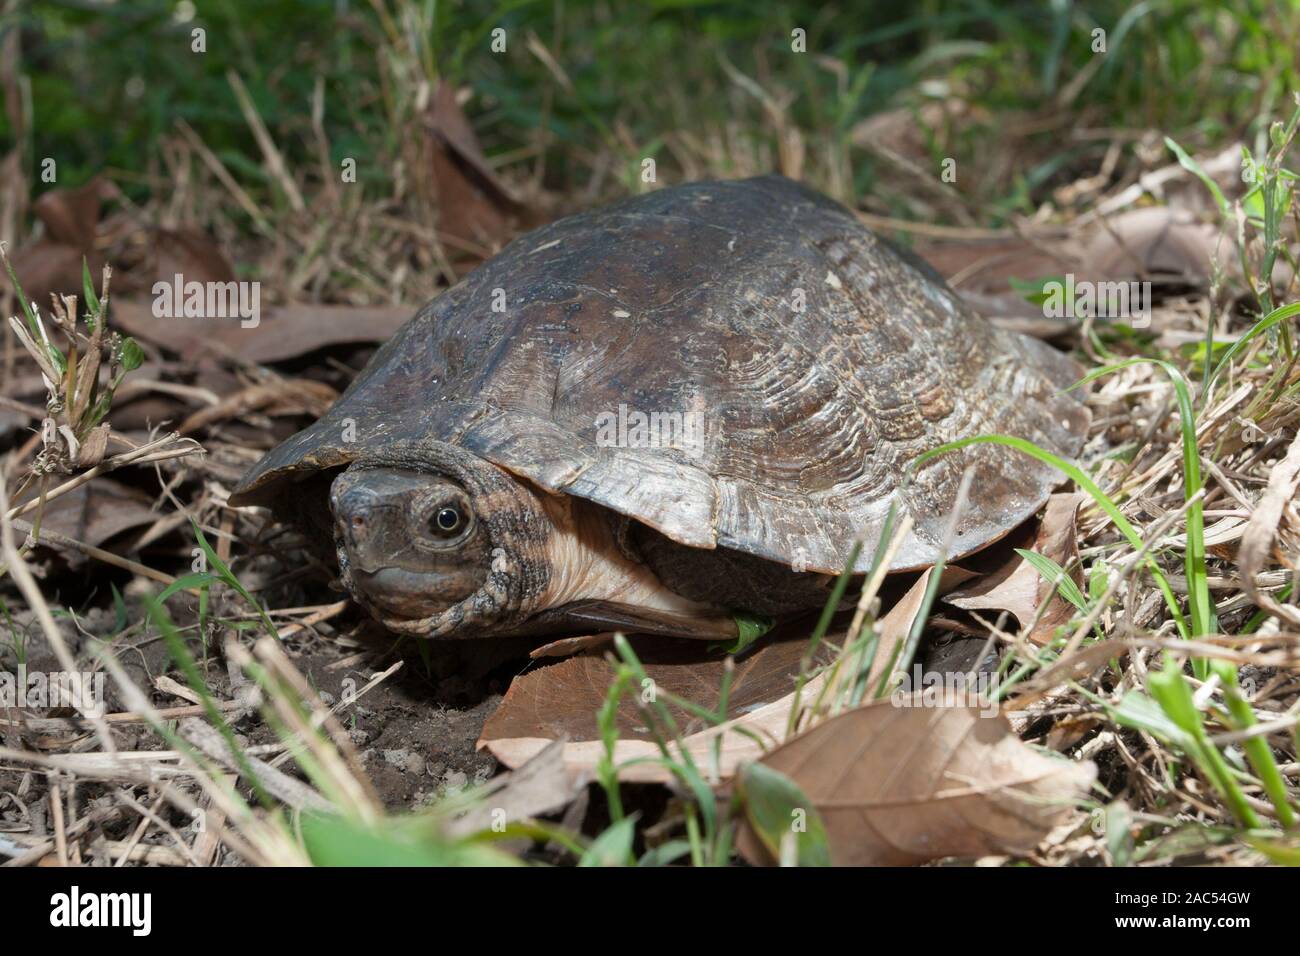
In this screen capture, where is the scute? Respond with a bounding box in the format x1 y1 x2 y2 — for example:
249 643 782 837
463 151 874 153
232 175 1090 573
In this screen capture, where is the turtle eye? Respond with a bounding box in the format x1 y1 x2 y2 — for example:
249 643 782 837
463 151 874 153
430 505 464 537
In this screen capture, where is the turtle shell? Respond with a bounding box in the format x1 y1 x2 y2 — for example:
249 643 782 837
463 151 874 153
231 175 1090 574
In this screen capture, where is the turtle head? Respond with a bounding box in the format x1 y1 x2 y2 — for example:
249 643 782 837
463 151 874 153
327 442 553 638
330 468 490 618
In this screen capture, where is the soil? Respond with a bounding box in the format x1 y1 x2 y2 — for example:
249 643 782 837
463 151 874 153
0 546 538 863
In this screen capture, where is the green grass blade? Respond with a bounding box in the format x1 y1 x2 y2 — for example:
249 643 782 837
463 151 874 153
913 434 1190 640
1165 136 1229 214
1073 359 1213 669
1206 301 1300 392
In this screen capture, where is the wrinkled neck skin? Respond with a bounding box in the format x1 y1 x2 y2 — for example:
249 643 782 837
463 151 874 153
338 440 553 639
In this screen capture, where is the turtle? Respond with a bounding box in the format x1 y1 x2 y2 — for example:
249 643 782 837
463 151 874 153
230 175 1090 643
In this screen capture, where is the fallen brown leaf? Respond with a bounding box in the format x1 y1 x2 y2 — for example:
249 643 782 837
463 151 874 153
1238 432 1300 629
443 739 584 839
9 177 111 308
1082 206 1225 286
914 236 1075 294
479 629 833 784
75 424 111 468
177 380 337 436
529 632 617 659
486 567 989 783
736 700 1096 866
19 479 157 559
860 565 977 694
9 241 100 315
153 227 237 286
31 176 107 248
945 493 1084 645
427 82 524 257
111 299 411 364
848 100 985 167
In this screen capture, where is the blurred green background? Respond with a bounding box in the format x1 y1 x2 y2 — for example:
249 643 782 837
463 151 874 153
1 0 1296 223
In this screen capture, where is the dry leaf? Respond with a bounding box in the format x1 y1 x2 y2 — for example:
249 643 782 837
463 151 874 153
1238 432 1300 629
945 493 1084 645
153 227 238 286
9 177 111 308
910 236 1084 338
479 629 834 784
443 738 583 839
482 563 987 784
111 298 411 364
1082 206 1224 286
177 380 337 436
9 240 101 314
426 83 524 256
75 423 112 468
529 632 617 659
1045 714 1101 752
913 236 1074 294
737 700 1096 866
19 480 157 557
861 565 977 693
31 176 107 248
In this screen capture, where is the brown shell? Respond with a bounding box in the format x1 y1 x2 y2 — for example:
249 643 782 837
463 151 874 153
231 176 1090 574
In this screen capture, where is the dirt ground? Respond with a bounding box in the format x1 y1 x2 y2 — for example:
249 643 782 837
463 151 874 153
0 555 525 861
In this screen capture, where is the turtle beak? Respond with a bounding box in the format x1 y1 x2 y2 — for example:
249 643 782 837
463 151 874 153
330 480 395 573
328 466 491 619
